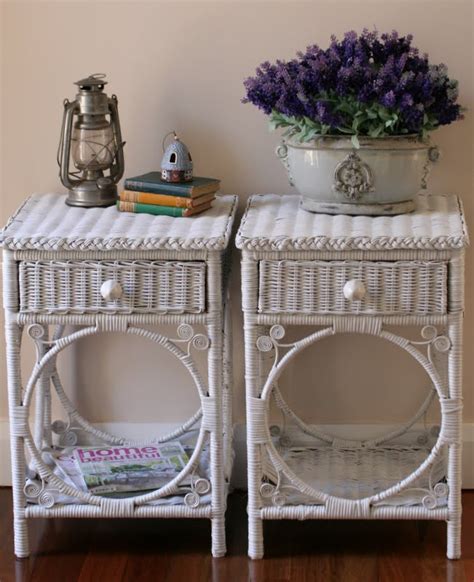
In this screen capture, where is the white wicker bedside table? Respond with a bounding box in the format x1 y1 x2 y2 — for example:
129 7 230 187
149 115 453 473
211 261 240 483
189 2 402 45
236 193 469 560
1 192 237 558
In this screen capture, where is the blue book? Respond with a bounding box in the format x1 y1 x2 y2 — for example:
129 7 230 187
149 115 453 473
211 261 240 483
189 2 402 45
124 173 220 198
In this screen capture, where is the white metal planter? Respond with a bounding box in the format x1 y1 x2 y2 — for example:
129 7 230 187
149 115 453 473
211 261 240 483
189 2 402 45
276 135 439 215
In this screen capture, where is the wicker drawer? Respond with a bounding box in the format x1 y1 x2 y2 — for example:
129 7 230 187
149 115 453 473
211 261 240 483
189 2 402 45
18 260 206 314
258 260 448 316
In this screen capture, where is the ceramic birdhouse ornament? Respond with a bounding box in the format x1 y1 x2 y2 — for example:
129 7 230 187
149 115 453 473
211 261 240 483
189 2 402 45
161 132 193 182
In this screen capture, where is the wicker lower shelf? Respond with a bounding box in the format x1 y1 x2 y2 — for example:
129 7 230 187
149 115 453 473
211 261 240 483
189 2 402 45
263 442 447 509
23 433 232 515
25 503 213 519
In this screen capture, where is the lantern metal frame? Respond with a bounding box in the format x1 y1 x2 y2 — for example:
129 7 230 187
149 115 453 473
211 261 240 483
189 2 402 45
57 74 125 207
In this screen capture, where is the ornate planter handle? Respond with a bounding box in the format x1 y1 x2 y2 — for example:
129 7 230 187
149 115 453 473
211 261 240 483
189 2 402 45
421 146 441 190
275 142 294 186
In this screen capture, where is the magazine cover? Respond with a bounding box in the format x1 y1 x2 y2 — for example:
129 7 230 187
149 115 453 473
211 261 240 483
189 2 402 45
73 442 190 494
52 448 88 492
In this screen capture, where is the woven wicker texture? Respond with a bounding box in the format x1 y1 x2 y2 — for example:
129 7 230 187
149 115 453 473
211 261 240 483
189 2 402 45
236 194 469 251
2 194 237 558
239 193 468 560
258 259 447 315
268 442 446 504
19 260 206 314
1 193 237 251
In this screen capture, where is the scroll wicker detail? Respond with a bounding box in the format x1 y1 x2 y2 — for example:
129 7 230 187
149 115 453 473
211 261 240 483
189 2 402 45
240 193 467 561
2 192 237 560
250 319 458 556
51 419 78 446
18 322 213 510
419 325 451 355
7 317 224 554
172 324 210 354
184 477 212 508
23 478 57 509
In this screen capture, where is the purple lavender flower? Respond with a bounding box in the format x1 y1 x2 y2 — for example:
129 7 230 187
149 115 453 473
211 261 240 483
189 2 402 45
242 29 463 139
381 90 396 108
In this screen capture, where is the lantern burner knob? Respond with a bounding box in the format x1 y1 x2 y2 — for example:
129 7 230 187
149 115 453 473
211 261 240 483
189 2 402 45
97 177 113 190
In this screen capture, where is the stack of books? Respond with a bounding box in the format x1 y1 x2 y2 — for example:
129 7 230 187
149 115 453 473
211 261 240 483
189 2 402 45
117 172 220 217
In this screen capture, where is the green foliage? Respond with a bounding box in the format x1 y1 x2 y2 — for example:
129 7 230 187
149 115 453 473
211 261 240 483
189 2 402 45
269 94 440 147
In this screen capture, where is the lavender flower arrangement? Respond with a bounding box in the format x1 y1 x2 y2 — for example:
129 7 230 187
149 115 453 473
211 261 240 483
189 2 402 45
243 30 462 147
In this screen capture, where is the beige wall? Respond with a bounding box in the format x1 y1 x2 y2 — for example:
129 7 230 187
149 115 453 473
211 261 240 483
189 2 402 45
0 1 472 429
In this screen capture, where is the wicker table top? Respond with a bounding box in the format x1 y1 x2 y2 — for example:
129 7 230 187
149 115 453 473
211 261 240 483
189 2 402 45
236 194 469 252
1 193 238 252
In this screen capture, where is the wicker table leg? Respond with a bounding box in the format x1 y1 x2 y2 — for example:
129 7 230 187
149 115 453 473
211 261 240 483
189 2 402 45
33 325 49 451
241 255 265 558
223 294 233 482
446 314 463 559
207 256 226 558
245 324 264 559
5 319 29 558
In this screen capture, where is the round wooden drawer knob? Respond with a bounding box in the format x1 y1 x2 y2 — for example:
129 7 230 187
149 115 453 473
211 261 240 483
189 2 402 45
100 280 123 301
343 279 366 301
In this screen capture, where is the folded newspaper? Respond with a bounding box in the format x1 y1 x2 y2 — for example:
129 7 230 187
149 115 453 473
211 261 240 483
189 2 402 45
62 442 191 495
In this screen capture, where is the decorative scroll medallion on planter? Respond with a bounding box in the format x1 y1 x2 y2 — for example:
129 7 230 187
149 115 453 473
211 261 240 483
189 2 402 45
333 152 374 201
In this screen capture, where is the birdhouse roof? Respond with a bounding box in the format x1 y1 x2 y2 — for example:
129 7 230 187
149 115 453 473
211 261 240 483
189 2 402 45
161 138 193 171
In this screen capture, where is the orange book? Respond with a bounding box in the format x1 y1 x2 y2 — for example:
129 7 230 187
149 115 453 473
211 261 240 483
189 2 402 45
120 190 216 208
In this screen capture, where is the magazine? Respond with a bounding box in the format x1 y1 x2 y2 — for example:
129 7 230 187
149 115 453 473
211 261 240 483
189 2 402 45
51 448 88 492
72 442 190 494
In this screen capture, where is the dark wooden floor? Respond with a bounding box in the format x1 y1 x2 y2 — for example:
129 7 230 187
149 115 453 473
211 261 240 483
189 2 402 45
0 488 473 582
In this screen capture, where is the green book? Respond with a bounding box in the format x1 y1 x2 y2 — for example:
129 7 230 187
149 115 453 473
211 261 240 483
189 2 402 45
117 200 212 217
124 172 220 198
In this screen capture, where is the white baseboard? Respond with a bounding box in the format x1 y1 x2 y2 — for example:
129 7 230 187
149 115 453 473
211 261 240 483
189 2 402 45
0 420 473 489
0 419 11 486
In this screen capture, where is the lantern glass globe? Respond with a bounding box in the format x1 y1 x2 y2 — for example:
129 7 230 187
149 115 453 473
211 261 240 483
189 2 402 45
71 125 115 171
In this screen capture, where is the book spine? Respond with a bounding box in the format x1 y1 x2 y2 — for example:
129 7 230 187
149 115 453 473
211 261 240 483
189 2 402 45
117 201 185 217
124 179 192 197
120 191 191 208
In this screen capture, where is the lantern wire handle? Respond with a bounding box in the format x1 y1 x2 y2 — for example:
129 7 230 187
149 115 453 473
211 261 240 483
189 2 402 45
56 100 70 168
57 124 65 168
162 130 178 152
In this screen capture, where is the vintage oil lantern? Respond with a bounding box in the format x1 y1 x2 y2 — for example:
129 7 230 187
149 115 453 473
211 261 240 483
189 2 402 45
58 74 125 207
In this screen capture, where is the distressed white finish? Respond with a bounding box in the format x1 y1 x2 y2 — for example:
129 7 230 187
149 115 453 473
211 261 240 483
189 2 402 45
236 193 469 560
18 259 207 315
1 193 235 251
1 192 237 558
257 259 448 315
236 193 468 251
